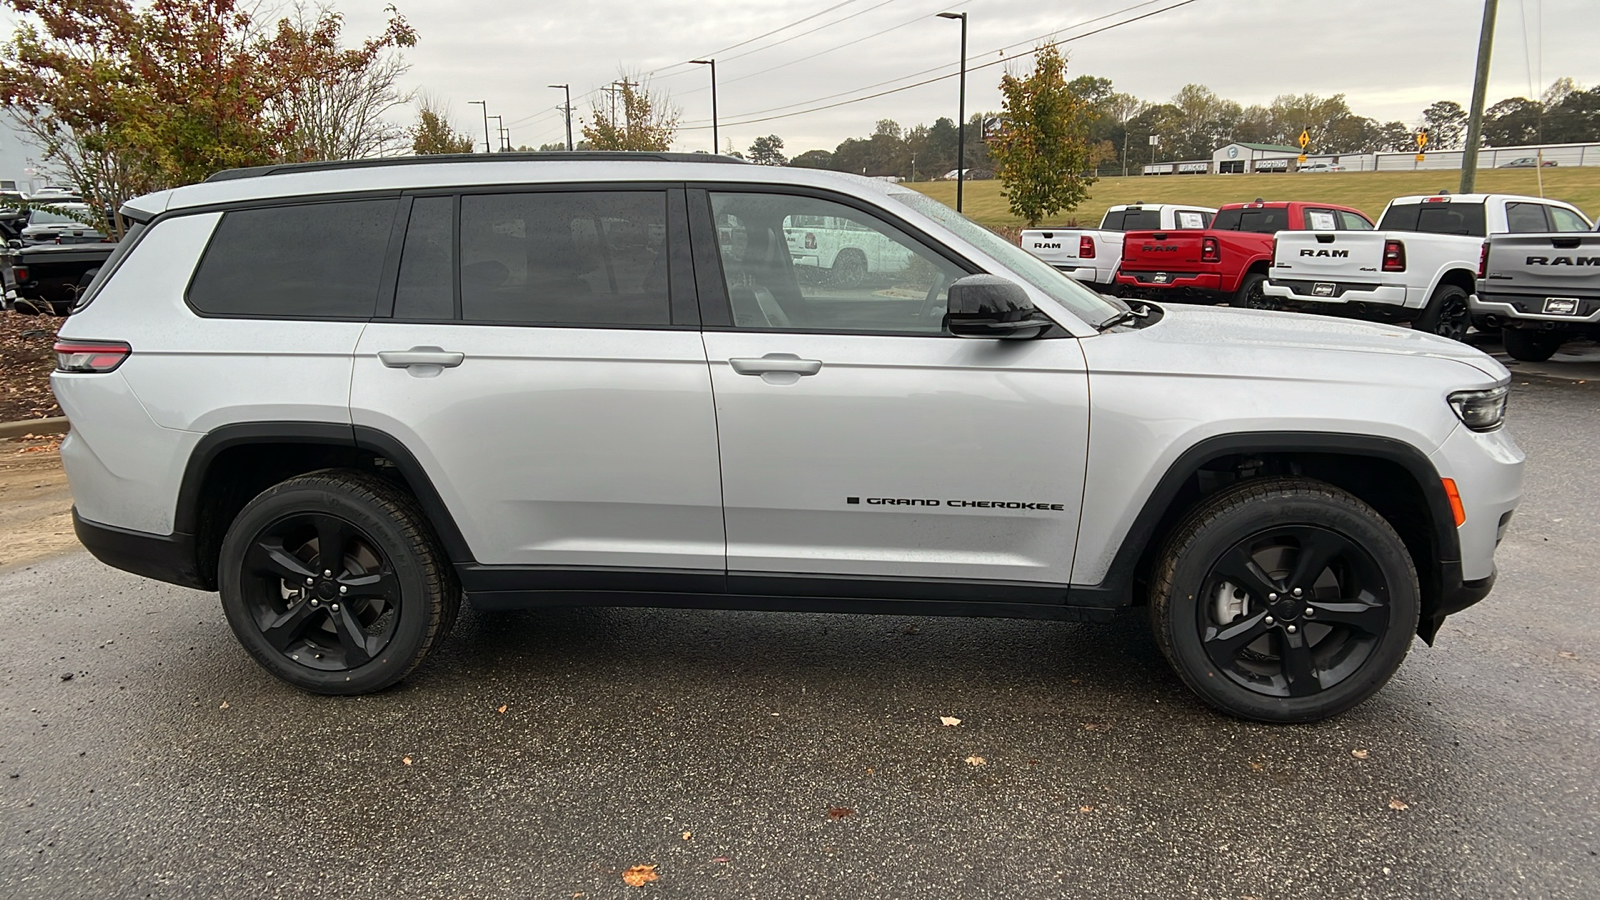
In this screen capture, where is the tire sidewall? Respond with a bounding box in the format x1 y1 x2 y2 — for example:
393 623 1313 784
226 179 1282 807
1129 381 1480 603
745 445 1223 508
218 480 436 694
1158 491 1420 723
1418 285 1470 341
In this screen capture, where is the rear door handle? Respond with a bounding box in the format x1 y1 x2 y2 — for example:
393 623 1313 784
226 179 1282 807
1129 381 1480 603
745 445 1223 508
378 346 465 369
729 354 823 376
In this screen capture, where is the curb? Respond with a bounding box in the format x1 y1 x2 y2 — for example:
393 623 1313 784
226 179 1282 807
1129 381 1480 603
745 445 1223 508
0 416 69 439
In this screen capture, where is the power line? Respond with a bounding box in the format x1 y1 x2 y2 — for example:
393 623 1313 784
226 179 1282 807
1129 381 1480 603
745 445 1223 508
681 0 1192 130
682 0 1159 121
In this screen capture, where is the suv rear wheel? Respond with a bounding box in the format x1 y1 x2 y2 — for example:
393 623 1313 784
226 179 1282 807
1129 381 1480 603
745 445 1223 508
1149 478 1419 723
217 470 459 694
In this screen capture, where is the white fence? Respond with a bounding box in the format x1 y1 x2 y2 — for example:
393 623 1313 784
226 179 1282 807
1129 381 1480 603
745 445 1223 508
1142 141 1600 175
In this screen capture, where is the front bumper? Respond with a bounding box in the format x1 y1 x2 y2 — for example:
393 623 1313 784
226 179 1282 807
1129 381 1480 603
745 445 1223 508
1264 278 1410 307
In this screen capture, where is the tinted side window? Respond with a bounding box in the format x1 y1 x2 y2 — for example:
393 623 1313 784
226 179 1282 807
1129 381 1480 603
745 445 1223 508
394 196 454 319
1214 208 1289 234
189 199 397 318
1505 202 1550 234
1547 205 1591 233
459 191 670 326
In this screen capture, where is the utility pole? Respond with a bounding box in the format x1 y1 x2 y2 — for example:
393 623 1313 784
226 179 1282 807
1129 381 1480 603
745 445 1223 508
487 115 503 152
1460 0 1498 193
549 84 573 150
468 100 489 153
937 12 968 212
690 60 718 155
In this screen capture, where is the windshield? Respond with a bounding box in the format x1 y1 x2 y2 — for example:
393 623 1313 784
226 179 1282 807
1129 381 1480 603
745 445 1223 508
888 189 1120 325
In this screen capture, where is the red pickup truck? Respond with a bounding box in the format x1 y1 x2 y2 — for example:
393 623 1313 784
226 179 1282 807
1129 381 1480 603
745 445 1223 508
1114 200 1374 306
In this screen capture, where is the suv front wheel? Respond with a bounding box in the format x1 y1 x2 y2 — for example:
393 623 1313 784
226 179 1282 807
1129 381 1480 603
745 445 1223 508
217 471 460 694
1149 478 1419 723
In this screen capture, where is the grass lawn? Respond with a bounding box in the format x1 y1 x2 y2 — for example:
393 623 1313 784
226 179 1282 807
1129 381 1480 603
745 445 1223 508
907 168 1600 229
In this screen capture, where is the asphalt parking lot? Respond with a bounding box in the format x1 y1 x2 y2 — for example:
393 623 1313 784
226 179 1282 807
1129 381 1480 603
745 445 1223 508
1 364 1597 899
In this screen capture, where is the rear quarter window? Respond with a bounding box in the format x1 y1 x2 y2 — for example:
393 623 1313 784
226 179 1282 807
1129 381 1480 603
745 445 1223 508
187 199 398 318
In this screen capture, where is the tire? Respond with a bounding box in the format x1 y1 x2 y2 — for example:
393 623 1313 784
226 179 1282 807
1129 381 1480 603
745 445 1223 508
1413 284 1470 342
217 470 460 695
1233 272 1280 310
1148 477 1420 723
830 249 867 288
1501 327 1561 362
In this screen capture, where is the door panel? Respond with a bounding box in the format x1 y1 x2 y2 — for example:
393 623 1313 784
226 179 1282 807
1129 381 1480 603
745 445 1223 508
352 324 724 568
702 331 1090 583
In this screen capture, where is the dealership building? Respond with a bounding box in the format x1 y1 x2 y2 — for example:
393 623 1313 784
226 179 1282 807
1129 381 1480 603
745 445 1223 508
1212 142 1303 174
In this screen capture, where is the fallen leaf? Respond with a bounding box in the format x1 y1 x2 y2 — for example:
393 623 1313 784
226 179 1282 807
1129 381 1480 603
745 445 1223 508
497 704 508 713
1352 749 1369 759
939 716 961 727
218 701 229 709
965 755 986 767
1388 798 1409 811
681 831 692 841
1558 651 1578 660
621 865 658 887
1248 761 1264 771
828 807 853 819
1082 722 1103 731
1079 805 1094 813
712 856 730 864
402 756 413 766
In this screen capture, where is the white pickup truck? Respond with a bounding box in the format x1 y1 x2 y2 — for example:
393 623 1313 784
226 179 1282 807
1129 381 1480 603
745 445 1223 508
1020 203 1214 288
1263 193 1593 341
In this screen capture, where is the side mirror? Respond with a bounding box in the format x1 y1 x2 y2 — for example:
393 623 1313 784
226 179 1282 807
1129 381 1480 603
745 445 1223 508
945 274 1054 339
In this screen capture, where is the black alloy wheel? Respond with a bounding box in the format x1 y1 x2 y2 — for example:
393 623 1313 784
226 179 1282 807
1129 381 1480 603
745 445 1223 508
830 250 868 288
1198 525 1390 699
1150 478 1419 723
1234 272 1281 310
239 513 402 671
218 471 457 694
1416 284 1471 342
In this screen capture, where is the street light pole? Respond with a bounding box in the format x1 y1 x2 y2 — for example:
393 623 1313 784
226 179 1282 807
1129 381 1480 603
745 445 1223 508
1460 0 1499 193
691 59 718 155
549 84 573 150
468 100 489 153
937 12 967 213
487 115 503 152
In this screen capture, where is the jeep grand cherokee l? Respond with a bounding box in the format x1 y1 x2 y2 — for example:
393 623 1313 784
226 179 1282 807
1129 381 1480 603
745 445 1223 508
53 153 1522 722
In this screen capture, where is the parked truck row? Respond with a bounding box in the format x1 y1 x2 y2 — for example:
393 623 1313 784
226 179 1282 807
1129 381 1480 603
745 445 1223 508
1021 191 1598 358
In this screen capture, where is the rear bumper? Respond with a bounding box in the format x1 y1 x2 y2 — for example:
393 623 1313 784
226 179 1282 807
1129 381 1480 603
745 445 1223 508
1054 264 1111 284
1265 278 1409 307
1470 291 1600 327
73 508 207 591
1115 271 1224 292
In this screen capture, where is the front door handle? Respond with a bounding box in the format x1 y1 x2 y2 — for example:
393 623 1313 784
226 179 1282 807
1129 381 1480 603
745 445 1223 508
378 347 465 369
728 354 823 376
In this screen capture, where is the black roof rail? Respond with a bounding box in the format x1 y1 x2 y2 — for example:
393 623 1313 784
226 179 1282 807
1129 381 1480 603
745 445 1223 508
203 151 748 183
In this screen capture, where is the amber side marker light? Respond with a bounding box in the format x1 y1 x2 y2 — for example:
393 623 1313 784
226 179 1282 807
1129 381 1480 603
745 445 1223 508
1441 478 1466 527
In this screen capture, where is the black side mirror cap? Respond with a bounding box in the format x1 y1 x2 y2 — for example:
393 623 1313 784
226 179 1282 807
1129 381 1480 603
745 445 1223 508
945 274 1054 339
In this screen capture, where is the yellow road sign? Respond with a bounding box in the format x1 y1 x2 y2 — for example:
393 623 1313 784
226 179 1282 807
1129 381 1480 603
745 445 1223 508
1298 154 1307 163
1416 131 1428 149
1416 153 1427 162
1298 130 1310 149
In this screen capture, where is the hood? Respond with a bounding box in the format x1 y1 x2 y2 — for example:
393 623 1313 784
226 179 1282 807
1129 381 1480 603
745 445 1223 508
1134 303 1508 381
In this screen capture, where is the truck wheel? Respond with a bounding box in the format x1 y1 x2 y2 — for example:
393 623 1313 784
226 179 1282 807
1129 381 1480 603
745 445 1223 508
1233 272 1280 310
217 470 460 695
1414 284 1470 342
1501 328 1562 362
1148 477 1419 723
830 250 867 288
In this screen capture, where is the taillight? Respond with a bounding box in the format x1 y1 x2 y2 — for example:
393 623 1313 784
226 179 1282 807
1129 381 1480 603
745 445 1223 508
54 340 131 373
805 232 816 249
13 265 28 282
1478 241 1489 279
1382 239 1406 272
1201 237 1220 263
1079 235 1095 259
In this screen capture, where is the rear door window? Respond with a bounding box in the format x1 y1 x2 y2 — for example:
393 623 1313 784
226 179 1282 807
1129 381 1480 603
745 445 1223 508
394 196 455 320
457 191 671 327
1304 208 1339 231
1505 202 1551 233
1174 210 1209 229
188 199 398 318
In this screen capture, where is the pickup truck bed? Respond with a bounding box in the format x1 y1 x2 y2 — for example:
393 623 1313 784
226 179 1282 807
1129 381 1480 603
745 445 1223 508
1472 228 1600 360
2 243 116 315
1021 204 1213 288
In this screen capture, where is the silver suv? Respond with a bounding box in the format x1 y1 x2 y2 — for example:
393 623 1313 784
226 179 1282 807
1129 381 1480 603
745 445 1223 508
53 153 1524 722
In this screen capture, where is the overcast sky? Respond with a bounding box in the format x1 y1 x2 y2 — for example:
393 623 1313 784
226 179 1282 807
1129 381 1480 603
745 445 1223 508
11 0 1599 158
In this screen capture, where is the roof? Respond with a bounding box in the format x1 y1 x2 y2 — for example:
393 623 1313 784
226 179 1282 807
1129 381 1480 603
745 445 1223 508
123 154 897 219
1223 142 1304 154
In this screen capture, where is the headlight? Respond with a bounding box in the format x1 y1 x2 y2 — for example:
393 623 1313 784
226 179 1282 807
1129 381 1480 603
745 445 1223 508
1448 383 1508 431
